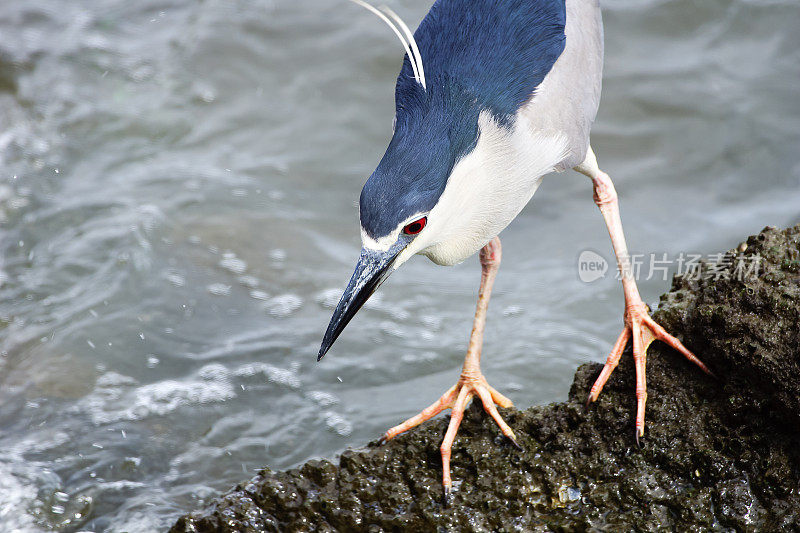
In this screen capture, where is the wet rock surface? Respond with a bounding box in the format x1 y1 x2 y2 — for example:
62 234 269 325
171 225 800 532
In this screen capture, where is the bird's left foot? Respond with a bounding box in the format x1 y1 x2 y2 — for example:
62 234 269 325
378 369 520 498
586 300 714 441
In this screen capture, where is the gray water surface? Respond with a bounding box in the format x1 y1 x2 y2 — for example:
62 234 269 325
1 0 798 530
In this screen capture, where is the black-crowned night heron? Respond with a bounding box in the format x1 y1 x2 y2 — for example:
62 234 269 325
317 0 712 497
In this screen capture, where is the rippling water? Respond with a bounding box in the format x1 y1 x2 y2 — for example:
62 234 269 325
0 0 798 529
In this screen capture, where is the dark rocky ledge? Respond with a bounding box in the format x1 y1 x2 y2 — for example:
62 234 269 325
171 225 800 532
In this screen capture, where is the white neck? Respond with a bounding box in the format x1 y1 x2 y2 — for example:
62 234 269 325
396 110 569 267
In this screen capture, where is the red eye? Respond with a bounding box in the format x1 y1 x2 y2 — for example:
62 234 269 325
403 216 427 235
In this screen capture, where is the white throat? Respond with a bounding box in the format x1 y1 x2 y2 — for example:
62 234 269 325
394 110 569 267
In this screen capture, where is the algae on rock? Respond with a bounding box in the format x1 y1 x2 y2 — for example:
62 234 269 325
172 225 800 532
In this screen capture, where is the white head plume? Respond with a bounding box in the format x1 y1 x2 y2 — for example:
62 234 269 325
347 0 427 90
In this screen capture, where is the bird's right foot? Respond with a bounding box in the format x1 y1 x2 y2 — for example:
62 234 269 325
378 369 520 497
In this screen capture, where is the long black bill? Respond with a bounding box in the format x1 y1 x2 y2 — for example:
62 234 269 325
318 245 403 361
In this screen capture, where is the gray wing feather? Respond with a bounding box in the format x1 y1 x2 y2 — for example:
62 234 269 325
521 0 604 170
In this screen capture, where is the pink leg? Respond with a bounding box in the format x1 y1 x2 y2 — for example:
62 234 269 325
380 237 519 498
576 147 713 440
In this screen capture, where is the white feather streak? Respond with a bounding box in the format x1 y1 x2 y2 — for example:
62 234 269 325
347 0 425 90
379 6 426 90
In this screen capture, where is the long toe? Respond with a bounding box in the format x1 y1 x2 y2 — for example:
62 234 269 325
382 384 458 442
632 319 650 440
475 385 519 447
642 314 715 377
587 327 630 404
440 387 470 496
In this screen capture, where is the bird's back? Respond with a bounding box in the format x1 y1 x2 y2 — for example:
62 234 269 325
397 0 568 122
396 0 603 168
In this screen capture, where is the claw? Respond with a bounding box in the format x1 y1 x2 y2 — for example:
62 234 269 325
588 301 711 439
383 372 516 495
443 485 451 507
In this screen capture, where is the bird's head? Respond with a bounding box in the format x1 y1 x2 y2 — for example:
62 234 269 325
317 79 483 361
317 0 567 360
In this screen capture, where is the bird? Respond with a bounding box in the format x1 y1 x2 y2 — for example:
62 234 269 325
318 0 713 498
